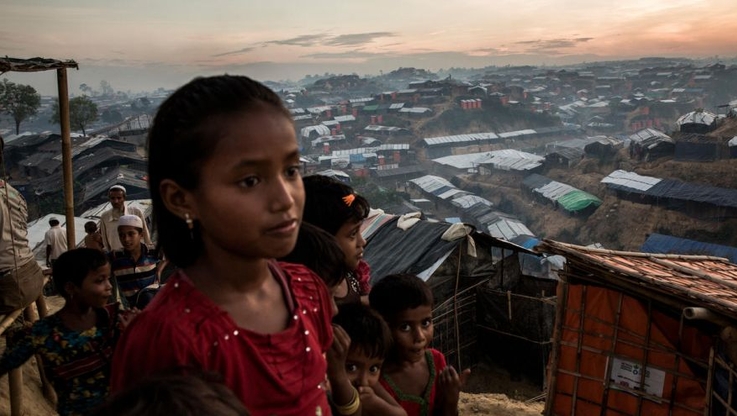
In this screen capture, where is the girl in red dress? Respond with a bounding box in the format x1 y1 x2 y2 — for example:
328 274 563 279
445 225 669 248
370 274 470 416
110 75 358 416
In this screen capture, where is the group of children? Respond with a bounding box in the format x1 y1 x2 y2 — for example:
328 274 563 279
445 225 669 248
0 75 467 416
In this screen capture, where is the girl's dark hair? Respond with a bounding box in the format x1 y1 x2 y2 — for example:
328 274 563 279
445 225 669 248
368 273 434 323
279 222 347 288
53 248 109 299
91 371 249 416
333 303 392 359
302 175 370 236
147 75 291 268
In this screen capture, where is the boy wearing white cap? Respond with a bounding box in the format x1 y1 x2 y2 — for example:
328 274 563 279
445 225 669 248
99 185 152 252
109 215 160 309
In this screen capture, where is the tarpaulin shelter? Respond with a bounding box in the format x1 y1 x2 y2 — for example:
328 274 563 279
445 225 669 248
539 240 737 416
362 212 529 370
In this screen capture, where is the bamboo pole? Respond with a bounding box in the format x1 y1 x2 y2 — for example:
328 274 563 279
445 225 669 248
571 284 588 415
544 277 568 416
57 68 75 246
635 300 654 416
9 367 22 416
600 292 624 416
453 244 462 371
0 309 23 335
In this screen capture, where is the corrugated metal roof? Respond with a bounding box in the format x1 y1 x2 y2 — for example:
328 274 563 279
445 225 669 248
399 107 432 114
676 110 717 127
486 219 534 241
535 181 577 201
333 115 356 122
437 188 469 200
364 125 405 132
422 132 499 147
478 149 544 171
497 129 537 139
331 144 408 156
432 152 494 170
628 128 672 143
451 195 493 209
410 175 454 194
539 240 737 319
389 103 405 110
600 169 662 192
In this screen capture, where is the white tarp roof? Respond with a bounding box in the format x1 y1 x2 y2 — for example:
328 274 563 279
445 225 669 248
600 170 662 192
300 125 331 138
729 137 737 147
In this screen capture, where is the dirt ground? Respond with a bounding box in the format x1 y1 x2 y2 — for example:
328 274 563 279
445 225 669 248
1 296 544 416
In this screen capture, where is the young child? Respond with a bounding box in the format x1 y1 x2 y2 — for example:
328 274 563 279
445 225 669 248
302 174 371 305
369 274 469 416
280 222 347 310
110 75 358 416
333 302 407 416
0 248 120 416
109 215 160 309
84 220 105 252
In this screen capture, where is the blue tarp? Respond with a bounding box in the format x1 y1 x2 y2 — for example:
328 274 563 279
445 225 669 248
641 233 737 263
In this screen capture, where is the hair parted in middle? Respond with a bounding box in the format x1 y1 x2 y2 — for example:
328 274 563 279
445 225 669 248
146 75 292 268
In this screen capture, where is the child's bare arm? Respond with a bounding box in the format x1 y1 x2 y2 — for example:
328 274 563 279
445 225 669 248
434 366 471 416
359 383 407 416
327 324 362 416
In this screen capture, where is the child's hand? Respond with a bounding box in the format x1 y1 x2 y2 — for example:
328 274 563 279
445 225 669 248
118 307 141 331
327 324 351 379
436 366 471 416
358 385 381 408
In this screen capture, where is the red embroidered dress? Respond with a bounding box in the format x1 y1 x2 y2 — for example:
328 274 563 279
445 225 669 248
379 348 447 416
111 261 334 416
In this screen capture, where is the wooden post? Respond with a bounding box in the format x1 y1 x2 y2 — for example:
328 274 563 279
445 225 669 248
57 68 75 245
9 367 22 416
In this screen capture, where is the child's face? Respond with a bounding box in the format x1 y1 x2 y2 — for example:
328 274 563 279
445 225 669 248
334 219 365 270
345 347 384 388
186 110 304 260
72 263 113 308
118 226 142 251
389 305 434 363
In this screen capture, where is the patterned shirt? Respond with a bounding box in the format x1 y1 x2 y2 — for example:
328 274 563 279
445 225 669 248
109 244 159 307
0 305 119 416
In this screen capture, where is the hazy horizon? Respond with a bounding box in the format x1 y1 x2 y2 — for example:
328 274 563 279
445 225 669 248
3 0 737 95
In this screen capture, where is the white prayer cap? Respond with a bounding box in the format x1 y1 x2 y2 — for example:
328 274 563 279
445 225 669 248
118 215 143 229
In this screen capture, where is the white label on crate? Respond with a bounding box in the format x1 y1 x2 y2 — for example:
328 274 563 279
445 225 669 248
608 357 666 398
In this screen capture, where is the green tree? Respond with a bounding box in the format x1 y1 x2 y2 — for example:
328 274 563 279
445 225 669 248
51 96 99 136
0 79 42 134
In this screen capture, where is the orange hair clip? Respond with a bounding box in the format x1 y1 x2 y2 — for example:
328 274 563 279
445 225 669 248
342 194 356 207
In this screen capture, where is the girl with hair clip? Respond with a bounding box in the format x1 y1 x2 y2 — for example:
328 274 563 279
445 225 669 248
110 75 359 416
302 175 372 305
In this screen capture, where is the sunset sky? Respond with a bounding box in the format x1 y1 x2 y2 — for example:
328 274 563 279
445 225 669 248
2 0 737 94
